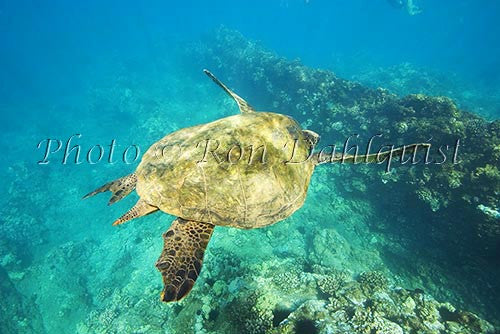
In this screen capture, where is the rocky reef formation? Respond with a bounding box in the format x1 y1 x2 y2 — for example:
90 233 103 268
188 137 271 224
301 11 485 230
187 27 500 323
71 167 498 334
350 62 500 120
192 27 500 259
74 227 497 334
0 265 46 333
2 28 499 333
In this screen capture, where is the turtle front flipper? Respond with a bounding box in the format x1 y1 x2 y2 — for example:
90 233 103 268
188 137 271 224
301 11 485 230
82 173 137 205
156 218 215 302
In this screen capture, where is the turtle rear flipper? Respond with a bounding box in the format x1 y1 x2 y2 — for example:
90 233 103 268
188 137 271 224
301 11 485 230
204 69 255 113
82 173 137 205
112 198 158 226
156 218 215 302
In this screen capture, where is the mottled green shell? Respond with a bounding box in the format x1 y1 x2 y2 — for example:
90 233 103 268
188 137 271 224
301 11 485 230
135 112 315 229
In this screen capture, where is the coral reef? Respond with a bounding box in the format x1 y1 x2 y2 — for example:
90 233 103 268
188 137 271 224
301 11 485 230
0 265 46 334
193 26 500 257
65 176 498 333
270 271 495 334
2 28 499 334
187 26 500 324
78 248 495 334
317 269 350 297
351 62 500 120
358 271 389 293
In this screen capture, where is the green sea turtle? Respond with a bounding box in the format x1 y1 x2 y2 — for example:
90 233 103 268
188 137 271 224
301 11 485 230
83 70 424 302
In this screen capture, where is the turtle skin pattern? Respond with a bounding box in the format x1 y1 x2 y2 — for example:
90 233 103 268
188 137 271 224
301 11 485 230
155 218 215 302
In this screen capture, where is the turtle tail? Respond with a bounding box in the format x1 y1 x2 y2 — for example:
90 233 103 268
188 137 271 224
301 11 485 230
82 173 137 205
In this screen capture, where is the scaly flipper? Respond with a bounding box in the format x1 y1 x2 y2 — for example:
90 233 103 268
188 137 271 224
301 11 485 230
315 143 430 165
156 218 215 302
112 199 158 226
82 173 137 205
203 69 255 113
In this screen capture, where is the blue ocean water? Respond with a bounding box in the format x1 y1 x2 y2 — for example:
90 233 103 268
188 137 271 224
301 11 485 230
1 1 499 333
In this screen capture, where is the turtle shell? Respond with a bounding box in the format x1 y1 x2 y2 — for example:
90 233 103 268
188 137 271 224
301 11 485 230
135 111 315 229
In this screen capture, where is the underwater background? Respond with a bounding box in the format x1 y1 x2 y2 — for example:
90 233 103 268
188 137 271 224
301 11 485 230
1 0 500 333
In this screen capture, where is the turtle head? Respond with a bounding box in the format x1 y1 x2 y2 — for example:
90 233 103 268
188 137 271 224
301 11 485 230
302 130 320 148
